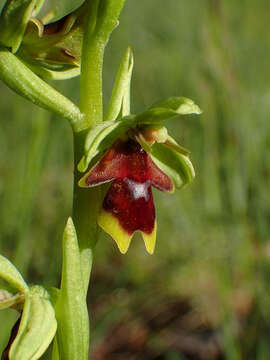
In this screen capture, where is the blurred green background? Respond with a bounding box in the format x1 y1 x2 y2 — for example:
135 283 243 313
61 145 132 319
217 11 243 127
1 0 270 359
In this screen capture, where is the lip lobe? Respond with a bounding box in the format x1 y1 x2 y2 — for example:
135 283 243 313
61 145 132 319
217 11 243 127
84 139 173 235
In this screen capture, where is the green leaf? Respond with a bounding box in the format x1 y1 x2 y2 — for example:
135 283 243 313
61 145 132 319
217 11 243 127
78 117 135 172
0 0 38 52
150 143 195 189
0 290 24 310
104 46 134 122
9 285 57 360
135 96 202 124
55 218 89 360
0 254 28 293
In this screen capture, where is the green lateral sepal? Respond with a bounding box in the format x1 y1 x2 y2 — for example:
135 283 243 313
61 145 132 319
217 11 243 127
0 0 38 52
150 142 195 189
8 285 57 360
78 117 136 172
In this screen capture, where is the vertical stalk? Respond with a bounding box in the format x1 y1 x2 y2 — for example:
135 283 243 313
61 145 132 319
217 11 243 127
72 132 101 294
80 0 103 128
80 0 126 128
58 1 127 359
73 0 127 292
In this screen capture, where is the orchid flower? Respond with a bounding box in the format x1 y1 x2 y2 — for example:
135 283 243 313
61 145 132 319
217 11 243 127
78 48 201 254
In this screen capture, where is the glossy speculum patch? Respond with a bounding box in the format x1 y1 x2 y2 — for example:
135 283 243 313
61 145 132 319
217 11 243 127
103 178 155 234
85 139 173 235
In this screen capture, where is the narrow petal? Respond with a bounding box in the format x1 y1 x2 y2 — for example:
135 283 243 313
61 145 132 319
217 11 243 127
104 47 134 122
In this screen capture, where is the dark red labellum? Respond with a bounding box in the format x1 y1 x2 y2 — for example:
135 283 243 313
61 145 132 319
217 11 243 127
85 139 173 235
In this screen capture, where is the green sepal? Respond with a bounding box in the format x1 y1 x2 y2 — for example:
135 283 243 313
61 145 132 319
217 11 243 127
0 290 24 310
104 46 134 122
0 0 38 53
78 117 135 172
55 218 89 360
9 285 57 360
135 97 202 124
0 254 28 293
150 143 195 189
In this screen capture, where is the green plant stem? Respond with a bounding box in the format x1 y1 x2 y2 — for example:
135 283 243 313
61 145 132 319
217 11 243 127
56 2 127 359
74 0 127 291
80 0 126 128
72 132 101 294
80 0 103 128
